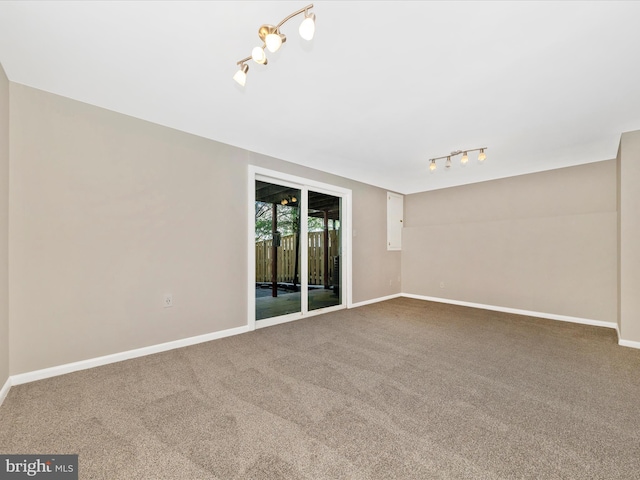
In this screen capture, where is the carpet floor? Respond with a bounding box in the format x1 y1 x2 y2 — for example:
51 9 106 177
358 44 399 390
1 298 639 479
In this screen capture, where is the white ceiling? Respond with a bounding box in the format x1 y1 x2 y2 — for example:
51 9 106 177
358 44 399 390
1 1 639 194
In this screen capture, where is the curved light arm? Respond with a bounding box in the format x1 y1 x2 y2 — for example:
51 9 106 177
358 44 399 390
276 4 314 29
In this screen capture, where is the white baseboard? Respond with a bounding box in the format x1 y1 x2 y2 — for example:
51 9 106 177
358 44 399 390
10 324 251 386
349 293 402 309
0 376 11 408
619 338 640 349
401 293 618 331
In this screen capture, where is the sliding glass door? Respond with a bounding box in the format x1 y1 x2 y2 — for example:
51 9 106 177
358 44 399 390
253 177 345 324
308 191 341 311
255 181 302 320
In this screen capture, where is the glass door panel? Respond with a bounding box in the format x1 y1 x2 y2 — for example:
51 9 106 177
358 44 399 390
255 180 302 320
308 191 342 311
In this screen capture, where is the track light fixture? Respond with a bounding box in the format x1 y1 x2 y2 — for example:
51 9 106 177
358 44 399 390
280 195 298 206
299 10 316 40
232 63 249 87
428 147 488 173
233 4 316 86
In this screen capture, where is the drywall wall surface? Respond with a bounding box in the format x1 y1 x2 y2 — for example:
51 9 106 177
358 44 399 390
9 84 248 374
406 161 616 227
619 130 640 342
8 84 400 374
0 62 9 387
403 161 617 323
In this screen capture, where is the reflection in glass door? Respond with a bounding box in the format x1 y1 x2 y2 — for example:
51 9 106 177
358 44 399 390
255 180 302 320
308 191 342 311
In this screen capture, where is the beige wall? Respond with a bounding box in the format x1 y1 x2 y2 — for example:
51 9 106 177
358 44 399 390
618 130 640 342
0 63 9 387
403 161 617 323
8 84 400 375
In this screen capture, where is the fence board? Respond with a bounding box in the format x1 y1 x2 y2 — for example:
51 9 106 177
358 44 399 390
255 231 339 285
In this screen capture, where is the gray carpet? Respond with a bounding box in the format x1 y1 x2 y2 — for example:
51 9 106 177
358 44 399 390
1 298 639 479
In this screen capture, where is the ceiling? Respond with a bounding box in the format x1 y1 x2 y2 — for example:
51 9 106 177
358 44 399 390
1 1 639 194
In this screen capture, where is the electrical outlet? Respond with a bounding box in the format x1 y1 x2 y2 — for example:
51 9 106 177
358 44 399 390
440 281 445 289
163 294 173 308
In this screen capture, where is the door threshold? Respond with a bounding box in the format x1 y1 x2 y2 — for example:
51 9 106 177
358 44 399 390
255 304 346 329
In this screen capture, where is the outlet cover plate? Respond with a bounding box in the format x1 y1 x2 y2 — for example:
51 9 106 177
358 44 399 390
163 294 173 308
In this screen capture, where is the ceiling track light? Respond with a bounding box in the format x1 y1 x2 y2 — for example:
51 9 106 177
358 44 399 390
233 4 316 86
281 195 298 206
428 147 488 173
232 63 249 87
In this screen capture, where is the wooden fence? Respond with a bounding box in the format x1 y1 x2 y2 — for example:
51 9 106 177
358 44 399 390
256 231 339 285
